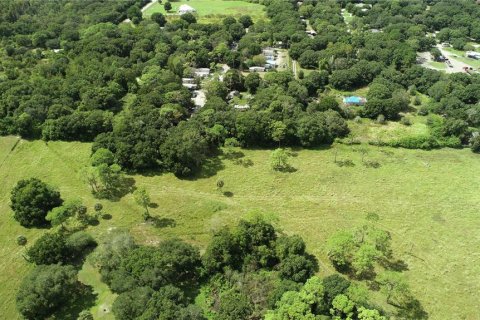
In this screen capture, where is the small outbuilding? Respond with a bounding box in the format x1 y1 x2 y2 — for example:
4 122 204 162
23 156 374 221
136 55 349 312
249 66 265 72
178 4 196 14
234 104 250 110
343 96 367 106
193 68 210 78
182 78 197 90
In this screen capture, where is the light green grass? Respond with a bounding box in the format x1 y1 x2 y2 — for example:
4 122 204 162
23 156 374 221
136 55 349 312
1 136 480 319
342 10 354 24
427 61 446 70
346 116 430 144
78 261 117 319
144 0 266 22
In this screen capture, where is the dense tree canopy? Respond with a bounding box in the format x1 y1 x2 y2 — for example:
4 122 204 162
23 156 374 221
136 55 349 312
16 264 80 319
10 178 63 227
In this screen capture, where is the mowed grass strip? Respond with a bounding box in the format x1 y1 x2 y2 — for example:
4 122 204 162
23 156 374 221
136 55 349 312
1 136 480 319
143 0 266 22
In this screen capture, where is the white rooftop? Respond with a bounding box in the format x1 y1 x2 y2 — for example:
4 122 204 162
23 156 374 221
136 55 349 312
178 4 196 13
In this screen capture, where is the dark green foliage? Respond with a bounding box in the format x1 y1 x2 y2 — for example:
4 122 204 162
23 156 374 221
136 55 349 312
114 285 205 320
202 228 241 274
16 235 27 246
109 239 201 292
159 121 210 176
217 290 253 320
127 5 142 24
113 286 154 320
26 232 69 265
470 134 480 153
164 1 172 11
296 111 349 147
239 15 253 28
16 264 80 320
275 235 307 260
223 69 244 91
322 274 351 306
151 12 166 26
278 254 316 283
66 231 97 258
181 13 197 24
138 285 189 320
42 111 114 142
10 178 63 227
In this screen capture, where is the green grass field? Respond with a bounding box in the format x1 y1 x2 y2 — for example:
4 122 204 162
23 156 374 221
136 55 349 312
427 61 447 70
143 0 266 22
346 116 430 144
1 136 480 319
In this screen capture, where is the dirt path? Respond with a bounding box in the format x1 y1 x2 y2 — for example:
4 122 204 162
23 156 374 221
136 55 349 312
436 44 470 74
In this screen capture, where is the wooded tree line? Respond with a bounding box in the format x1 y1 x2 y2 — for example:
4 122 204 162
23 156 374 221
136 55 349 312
2 0 480 177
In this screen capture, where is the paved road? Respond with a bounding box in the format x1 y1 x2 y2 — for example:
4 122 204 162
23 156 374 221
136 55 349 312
292 59 298 78
123 0 157 23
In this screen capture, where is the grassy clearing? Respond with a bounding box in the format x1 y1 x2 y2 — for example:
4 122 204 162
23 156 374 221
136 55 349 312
143 0 266 22
346 116 430 144
427 61 446 70
1 136 480 319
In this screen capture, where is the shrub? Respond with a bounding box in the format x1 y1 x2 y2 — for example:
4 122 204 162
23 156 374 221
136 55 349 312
363 159 381 168
470 133 480 153
66 231 97 258
270 148 291 171
77 310 94 320
336 159 355 167
16 235 27 246
94 203 103 212
224 137 240 148
388 135 440 150
26 232 69 265
413 96 422 106
400 117 412 126
376 114 386 124
417 106 429 116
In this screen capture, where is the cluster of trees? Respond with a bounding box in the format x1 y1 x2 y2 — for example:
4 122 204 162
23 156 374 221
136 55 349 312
199 70 349 147
91 218 320 319
11 175 423 319
1 0 480 178
273 0 480 149
326 223 427 319
267 275 386 320
16 229 97 319
0 0 352 177
327 224 393 278
10 177 103 319
10 178 101 228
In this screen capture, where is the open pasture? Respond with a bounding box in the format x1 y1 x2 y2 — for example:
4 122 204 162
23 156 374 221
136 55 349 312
1 136 480 319
143 0 266 22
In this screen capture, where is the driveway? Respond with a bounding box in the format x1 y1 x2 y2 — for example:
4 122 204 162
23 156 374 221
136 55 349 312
436 44 471 74
123 0 157 23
